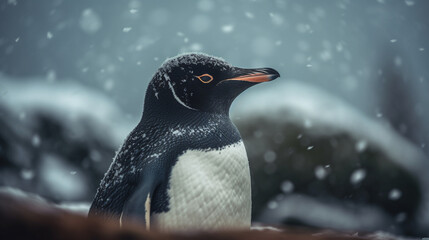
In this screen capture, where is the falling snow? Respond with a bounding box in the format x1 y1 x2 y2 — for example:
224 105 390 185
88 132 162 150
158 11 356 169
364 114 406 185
350 169 367 185
314 165 328 180
1 0 429 236
122 27 132 33
79 8 101 34
281 181 294 193
388 189 402 200
221 25 234 33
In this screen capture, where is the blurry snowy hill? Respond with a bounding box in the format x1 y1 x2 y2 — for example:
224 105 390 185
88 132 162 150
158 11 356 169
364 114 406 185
0 74 133 202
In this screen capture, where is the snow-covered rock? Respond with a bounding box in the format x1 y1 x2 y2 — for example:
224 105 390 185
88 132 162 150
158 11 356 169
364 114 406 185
57 202 91 215
232 80 429 236
258 194 393 232
0 75 133 201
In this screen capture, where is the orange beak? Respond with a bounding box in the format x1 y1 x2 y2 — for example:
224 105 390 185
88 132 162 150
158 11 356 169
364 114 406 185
224 67 280 83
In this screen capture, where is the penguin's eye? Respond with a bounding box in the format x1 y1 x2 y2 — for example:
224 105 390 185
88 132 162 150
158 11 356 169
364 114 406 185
196 74 214 84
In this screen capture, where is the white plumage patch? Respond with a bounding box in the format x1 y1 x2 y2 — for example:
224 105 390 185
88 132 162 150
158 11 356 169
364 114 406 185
166 74 197 111
152 141 251 232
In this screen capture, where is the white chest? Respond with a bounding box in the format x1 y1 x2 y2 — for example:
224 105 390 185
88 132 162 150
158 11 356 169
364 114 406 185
152 141 252 232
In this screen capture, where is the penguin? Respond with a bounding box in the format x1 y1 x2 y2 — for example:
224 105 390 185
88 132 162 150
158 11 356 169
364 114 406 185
88 53 280 232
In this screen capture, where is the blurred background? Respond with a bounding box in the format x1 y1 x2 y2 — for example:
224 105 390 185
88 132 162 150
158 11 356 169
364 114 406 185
0 0 428 237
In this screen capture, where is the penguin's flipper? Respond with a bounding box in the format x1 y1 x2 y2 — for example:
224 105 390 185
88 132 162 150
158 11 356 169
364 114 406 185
121 176 156 230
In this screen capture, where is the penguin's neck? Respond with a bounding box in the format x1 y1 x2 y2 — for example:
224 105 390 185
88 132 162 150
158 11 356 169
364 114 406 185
140 86 231 128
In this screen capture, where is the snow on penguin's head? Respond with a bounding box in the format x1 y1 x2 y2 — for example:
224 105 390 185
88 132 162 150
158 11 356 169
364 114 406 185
147 52 280 114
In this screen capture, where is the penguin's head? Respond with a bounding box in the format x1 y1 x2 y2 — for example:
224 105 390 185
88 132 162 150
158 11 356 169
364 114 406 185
148 53 280 114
